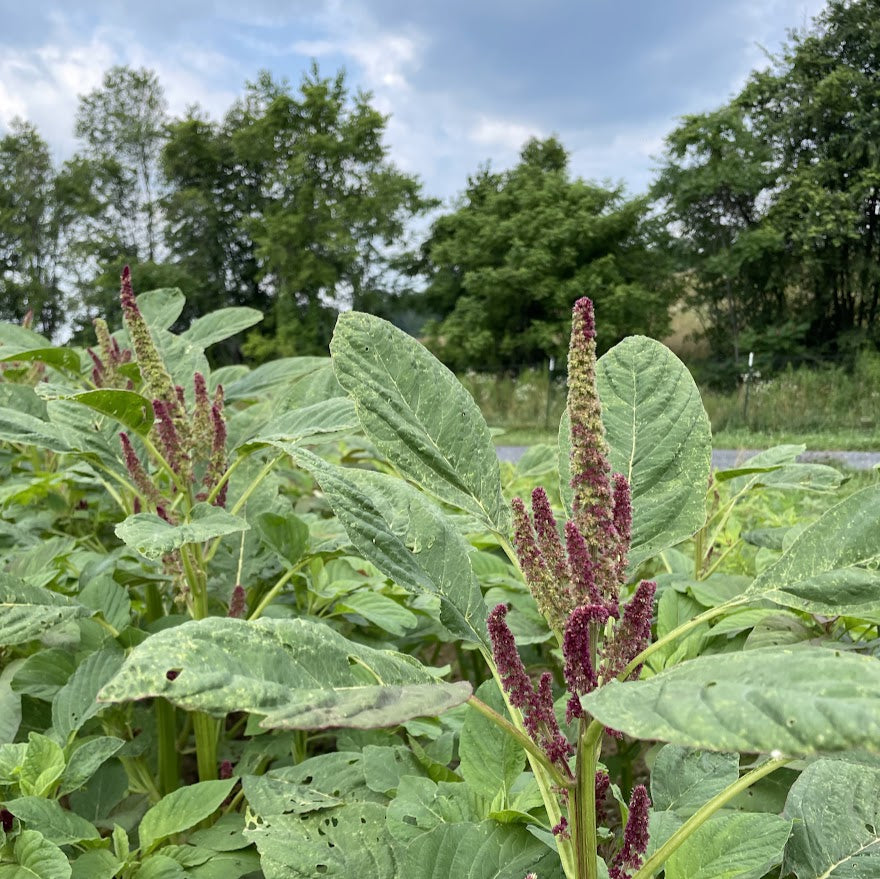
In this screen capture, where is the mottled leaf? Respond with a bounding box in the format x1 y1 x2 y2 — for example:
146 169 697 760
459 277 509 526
331 311 509 531
0 577 88 647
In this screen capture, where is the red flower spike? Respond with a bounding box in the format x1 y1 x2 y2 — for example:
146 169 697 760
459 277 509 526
609 785 651 879
562 604 609 721
228 584 247 619
612 473 632 584
487 604 536 714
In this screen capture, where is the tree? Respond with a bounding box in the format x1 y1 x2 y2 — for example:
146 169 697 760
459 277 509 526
0 121 93 337
224 67 436 359
419 137 676 371
74 66 169 264
651 106 784 367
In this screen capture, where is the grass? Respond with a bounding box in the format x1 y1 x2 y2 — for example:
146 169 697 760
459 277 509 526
467 351 880 452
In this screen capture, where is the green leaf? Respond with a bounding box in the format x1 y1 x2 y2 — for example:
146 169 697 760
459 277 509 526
5 797 100 845
748 484 880 618
133 855 186 878
665 812 792 879
580 647 880 756
336 591 418 637
401 821 566 879
0 407 71 452
0 829 71 879
559 336 711 569
292 450 488 647
386 776 480 843
244 802 398 879
783 758 880 878
58 736 125 795
331 311 509 531
115 503 250 560
19 733 65 797
137 288 185 331
459 680 524 802
240 774 343 816
0 661 22 744
52 649 124 740
180 307 263 348
238 398 359 451
98 617 472 730
362 744 425 795
723 445 804 494
186 850 261 879
11 649 76 699
68 390 154 435
138 778 236 851
224 357 330 402
70 849 122 879
253 512 309 568
79 577 131 633
650 745 739 817
0 345 80 373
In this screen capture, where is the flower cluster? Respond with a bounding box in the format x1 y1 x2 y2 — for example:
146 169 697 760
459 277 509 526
489 297 654 878
88 317 133 388
113 267 230 514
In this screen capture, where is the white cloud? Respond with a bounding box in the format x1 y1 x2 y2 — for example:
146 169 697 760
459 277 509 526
469 117 542 151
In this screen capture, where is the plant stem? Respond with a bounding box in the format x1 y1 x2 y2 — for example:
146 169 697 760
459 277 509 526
693 524 705 579
145 583 179 795
248 565 300 621
467 695 573 790
631 757 790 879
572 719 603 879
192 712 219 782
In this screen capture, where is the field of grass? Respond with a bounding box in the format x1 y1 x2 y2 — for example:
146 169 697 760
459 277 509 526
466 351 880 451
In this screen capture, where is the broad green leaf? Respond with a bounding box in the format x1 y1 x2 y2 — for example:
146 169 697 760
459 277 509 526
5 797 99 845
292 450 488 647
723 445 804 493
665 812 791 879
180 307 263 348
67 761 128 822
19 733 65 797
79 576 131 633
115 503 249 560
133 854 186 878
0 345 80 373
70 849 122 879
186 850 262 879
331 311 509 531
69 390 154 434
237 398 359 451
11 649 76 699
386 776 481 843
362 744 425 794
224 357 330 401
783 758 880 878
241 774 343 816
0 407 71 452
336 591 418 637
98 617 471 730
139 778 236 851
0 661 22 744
748 484 880 617
187 813 250 851
559 337 711 569
0 829 71 879
137 288 185 331
52 648 124 740
244 802 397 879
253 511 309 567
58 736 125 795
650 745 739 817
580 647 880 756
401 821 566 879
743 462 843 493
459 680 524 802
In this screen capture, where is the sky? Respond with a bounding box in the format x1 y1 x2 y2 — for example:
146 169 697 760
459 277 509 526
0 0 828 205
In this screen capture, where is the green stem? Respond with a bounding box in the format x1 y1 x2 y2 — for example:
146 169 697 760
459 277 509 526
693 525 705 579
248 565 300 621
572 720 603 879
467 696 573 790
631 757 790 879
205 453 244 506
702 537 743 579
192 712 219 782
146 584 179 795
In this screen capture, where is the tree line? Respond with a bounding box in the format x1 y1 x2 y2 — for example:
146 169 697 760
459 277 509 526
1 0 878 378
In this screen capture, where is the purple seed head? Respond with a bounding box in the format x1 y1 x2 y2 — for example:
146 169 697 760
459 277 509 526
610 785 651 879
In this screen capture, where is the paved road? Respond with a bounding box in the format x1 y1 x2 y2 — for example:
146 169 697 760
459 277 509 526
497 446 880 470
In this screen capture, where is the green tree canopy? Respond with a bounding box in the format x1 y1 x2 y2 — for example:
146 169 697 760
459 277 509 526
419 137 677 371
